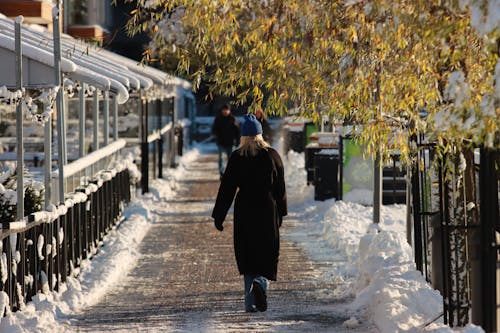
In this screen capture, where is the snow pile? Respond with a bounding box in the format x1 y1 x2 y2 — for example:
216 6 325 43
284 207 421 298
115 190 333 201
349 227 484 333
283 149 312 204
343 188 373 205
149 146 200 201
283 150 484 332
322 202 406 265
0 192 154 332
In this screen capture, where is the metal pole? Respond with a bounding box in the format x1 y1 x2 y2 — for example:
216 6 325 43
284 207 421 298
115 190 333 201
373 153 382 223
338 135 343 201
15 16 24 222
373 62 382 224
93 89 99 151
44 114 52 208
171 96 177 168
53 5 65 204
412 148 423 273
157 99 163 178
141 98 149 193
62 86 67 165
406 164 412 244
112 96 118 141
103 90 109 146
79 83 86 157
475 148 498 332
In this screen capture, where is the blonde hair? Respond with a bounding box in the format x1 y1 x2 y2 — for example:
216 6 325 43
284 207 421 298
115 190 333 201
239 134 270 157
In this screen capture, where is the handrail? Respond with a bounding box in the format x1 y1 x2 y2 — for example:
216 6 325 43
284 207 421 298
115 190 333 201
146 121 173 143
146 131 161 143
52 139 126 178
160 122 173 135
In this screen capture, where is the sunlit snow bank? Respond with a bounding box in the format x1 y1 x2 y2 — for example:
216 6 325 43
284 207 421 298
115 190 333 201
0 149 200 333
284 150 483 333
148 146 201 200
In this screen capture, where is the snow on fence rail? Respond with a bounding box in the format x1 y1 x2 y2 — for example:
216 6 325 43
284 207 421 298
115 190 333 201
57 139 127 178
51 139 127 201
0 163 132 315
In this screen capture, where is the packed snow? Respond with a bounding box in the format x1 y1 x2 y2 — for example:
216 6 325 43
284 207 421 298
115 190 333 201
282 147 483 333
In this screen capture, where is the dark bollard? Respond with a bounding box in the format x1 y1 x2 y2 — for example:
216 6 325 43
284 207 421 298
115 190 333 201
158 137 164 178
177 126 184 156
141 142 149 193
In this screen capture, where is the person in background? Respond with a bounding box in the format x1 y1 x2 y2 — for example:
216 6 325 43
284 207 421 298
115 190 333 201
212 104 240 177
212 114 287 313
255 109 273 145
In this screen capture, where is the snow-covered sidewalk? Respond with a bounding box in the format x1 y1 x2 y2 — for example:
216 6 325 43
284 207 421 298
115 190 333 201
0 148 201 332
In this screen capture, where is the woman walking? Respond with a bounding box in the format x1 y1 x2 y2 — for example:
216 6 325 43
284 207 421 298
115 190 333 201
211 114 287 312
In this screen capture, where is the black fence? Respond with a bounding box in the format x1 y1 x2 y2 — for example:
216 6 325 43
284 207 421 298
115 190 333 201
139 98 185 194
410 133 500 331
0 169 131 314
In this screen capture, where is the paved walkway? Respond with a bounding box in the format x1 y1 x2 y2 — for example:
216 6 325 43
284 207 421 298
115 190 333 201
68 152 373 332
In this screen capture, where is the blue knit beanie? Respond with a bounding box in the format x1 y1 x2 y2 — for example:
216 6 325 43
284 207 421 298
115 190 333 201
241 114 263 136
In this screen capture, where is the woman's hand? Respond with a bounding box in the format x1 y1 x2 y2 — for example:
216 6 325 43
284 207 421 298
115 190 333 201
214 219 224 231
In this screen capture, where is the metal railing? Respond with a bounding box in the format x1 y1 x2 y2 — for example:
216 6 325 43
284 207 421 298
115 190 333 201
410 133 500 330
140 121 177 193
51 139 127 202
0 168 131 313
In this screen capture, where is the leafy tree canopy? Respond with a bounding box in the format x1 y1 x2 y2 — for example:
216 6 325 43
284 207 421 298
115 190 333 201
121 0 500 157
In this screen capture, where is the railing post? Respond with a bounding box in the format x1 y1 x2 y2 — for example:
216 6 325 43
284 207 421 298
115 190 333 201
15 16 24 222
474 148 499 332
411 135 423 273
79 83 86 157
112 96 118 141
17 231 26 309
28 224 38 302
54 215 61 291
338 135 343 201
141 142 149 193
53 7 65 204
170 97 177 168
157 99 163 178
93 89 100 151
159 136 164 179
141 97 149 193
373 151 382 224
103 90 109 146
4 237 13 311
44 113 52 207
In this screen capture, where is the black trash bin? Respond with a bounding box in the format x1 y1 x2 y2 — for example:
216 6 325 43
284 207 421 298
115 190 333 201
286 128 305 153
305 144 323 185
382 155 406 204
314 150 340 201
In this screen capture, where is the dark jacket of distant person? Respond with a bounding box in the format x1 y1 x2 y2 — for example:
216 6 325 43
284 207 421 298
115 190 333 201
212 108 240 148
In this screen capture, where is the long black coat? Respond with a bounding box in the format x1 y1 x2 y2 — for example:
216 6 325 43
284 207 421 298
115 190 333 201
212 147 287 281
